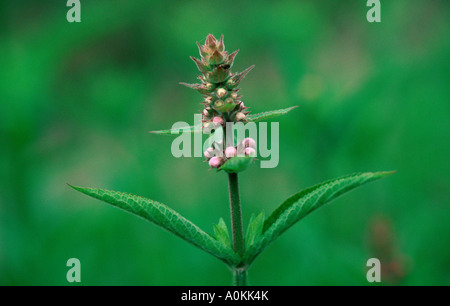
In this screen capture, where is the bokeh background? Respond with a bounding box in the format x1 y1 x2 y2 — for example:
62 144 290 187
1 0 449 286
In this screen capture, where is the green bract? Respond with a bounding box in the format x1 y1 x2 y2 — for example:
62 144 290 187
219 157 254 174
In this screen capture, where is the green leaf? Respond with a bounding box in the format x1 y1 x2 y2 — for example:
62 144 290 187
244 171 395 264
149 106 298 134
213 218 232 249
149 125 201 135
247 106 298 123
68 185 239 266
219 156 253 173
245 211 265 250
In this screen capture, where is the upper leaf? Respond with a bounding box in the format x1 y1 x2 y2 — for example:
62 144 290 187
69 185 239 266
247 106 298 123
149 125 201 135
244 171 395 264
150 106 298 135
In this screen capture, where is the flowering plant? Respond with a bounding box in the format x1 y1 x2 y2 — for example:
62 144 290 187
69 34 394 285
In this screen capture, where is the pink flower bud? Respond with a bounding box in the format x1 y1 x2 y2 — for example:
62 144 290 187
225 146 237 158
235 112 246 121
243 137 256 149
204 147 215 159
212 116 224 125
209 156 222 168
244 147 256 157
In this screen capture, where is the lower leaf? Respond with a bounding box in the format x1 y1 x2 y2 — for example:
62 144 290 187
69 185 239 266
244 171 395 264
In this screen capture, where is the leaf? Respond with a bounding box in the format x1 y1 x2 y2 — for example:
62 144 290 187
244 171 395 264
247 106 298 123
68 185 239 266
213 218 232 249
245 211 265 250
150 106 298 134
150 125 201 135
219 156 253 173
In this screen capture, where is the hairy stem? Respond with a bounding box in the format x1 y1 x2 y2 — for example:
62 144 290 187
227 172 247 286
233 267 248 286
228 173 244 255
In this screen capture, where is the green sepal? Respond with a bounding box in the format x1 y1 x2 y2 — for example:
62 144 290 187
219 157 253 174
216 101 237 113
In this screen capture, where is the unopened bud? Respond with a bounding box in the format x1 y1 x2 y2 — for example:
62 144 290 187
205 82 213 90
225 98 235 105
225 146 237 158
243 137 256 149
203 148 214 159
235 112 246 121
209 156 223 168
226 78 234 88
216 88 227 98
212 116 224 125
214 100 224 108
204 147 215 159
245 147 256 157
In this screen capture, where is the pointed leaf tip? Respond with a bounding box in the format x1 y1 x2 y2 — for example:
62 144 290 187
247 106 298 123
244 171 394 264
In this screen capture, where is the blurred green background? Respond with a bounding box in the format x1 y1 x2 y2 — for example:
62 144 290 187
1 0 449 286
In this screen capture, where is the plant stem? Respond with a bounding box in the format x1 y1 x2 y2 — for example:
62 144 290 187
233 267 248 286
227 172 247 286
227 173 244 256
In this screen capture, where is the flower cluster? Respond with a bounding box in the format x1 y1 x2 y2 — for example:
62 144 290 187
181 34 254 169
204 137 257 169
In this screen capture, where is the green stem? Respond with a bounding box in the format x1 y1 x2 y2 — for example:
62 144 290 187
228 173 244 256
227 172 247 286
233 267 248 286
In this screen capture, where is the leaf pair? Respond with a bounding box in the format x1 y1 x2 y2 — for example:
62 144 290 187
69 171 394 268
